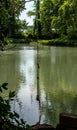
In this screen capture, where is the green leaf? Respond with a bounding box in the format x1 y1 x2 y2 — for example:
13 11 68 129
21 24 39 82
14 111 19 118
2 83 8 90
9 91 15 99
27 11 35 16
20 119 25 125
26 124 32 130
15 118 20 125
0 87 3 93
0 96 3 102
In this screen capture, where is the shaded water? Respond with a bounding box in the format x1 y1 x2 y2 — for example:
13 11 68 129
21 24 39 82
0 45 77 126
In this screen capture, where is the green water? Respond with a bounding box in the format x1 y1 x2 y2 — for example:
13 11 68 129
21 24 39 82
0 45 77 126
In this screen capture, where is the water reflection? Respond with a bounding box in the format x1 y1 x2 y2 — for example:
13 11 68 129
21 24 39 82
39 47 77 125
15 48 40 125
0 46 77 126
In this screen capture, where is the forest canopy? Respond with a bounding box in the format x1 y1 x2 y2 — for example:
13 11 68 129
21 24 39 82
0 0 26 38
34 0 77 39
0 0 77 41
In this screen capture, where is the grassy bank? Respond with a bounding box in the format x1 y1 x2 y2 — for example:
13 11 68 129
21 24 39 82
2 37 77 47
38 38 77 47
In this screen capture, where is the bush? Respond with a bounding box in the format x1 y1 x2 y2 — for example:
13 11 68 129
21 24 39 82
4 37 13 44
39 38 76 46
67 27 77 40
0 83 32 130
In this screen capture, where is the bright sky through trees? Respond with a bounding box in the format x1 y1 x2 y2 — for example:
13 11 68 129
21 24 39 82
19 1 34 25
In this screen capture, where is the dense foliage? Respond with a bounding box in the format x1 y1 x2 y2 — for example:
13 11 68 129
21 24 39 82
0 0 26 39
40 0 77 39
0 0 77 44
28 0 77 40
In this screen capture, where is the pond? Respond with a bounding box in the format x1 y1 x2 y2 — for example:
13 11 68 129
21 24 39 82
0 44 77 126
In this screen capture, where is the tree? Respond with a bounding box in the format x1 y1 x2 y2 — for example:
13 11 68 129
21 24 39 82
0 0 26 38
27 0 41 38
0 1 8 38
40 0 53 38
33 0 41 38
7 0 26 37
38 0 77 39
52 0 77 39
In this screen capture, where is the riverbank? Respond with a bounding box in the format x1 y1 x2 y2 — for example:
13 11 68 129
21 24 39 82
2 37 77 47
38 38 77 47
0 43 16 51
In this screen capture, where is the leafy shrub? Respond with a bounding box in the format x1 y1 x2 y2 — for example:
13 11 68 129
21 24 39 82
67 27 77 40
0 83 32 130
4 37 13 44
